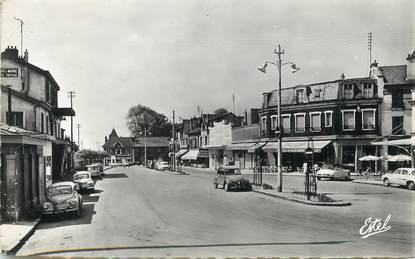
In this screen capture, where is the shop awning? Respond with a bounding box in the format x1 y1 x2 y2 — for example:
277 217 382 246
371 138 411 146
262 140 331 153
226 143 256 151
181 149 209 160
247 142 266 153
203 145 227 149
175 149 188 158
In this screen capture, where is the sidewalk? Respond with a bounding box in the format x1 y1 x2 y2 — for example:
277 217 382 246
0 219 41 255
252 187 352 206
352 179 384 186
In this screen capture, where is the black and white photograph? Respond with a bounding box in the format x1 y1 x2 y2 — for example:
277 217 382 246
0 0 414 258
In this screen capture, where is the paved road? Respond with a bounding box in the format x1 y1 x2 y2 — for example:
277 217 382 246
18 165 414 257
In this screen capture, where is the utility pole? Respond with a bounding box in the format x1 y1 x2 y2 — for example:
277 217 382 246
144 128 147 168
77 123 80 148
232 94 235 114
275 44 284 192
172 110 176 172
68 91 75 171
368 32 373 75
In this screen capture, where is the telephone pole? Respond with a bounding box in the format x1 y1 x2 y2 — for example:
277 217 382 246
368 32 373 74
68 91 75 171
172 110 176 172
232 94 235 114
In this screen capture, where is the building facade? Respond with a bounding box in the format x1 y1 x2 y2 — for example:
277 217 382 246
102 129 135 165
0 47 74 222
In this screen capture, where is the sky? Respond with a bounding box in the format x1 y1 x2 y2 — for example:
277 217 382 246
1 0 414 149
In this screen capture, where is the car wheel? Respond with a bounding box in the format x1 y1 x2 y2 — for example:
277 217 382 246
407 181 415 190
383 178 390 187
224 182 229 192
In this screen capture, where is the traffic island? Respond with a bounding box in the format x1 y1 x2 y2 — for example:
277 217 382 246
252 187 352 206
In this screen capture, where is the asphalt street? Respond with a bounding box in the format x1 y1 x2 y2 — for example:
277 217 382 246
17 165 414 257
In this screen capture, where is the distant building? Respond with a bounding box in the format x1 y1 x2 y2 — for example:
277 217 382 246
102 129 135 164
0 47 74 222
134 136 170 163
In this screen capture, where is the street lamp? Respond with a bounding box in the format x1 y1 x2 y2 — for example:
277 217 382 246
258 45 300 192
139 128 151 168
304 137 314 200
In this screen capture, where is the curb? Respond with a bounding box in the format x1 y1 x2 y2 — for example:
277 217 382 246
252 190 352 207
5 218 41 255
352 180 384 186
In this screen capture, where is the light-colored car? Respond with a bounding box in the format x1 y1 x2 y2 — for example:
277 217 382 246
214 166 252 191
382 168 415 190
41 182 83 218
73 171 95 192
316 165 350 180
156 161 170 171
86 163 102 177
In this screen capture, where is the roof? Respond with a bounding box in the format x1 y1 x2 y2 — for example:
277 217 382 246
102 136 134 148
49 181 76 188
379 65 408 86
74 171 90 176
134 137 170 147
109 128 118 138
2 47 60 90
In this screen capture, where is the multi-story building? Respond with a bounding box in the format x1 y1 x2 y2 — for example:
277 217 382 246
0 47 74 222
258 76 382 172
102 129 135 165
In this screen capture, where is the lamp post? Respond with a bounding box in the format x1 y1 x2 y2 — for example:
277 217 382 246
258 44 300 192
304 137 314 200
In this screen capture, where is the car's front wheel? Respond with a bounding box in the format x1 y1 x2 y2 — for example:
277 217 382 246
407 181 415 190
224 182 229 192
383 178 390 187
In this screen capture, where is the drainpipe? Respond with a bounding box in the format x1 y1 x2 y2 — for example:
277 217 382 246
7 87 12 125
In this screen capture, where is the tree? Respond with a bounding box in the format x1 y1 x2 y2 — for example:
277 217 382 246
126 105 171 137
74 149 109 164
214 108 228 115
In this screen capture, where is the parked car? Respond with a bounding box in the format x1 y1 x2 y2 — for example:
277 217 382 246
316 164 350 180
73 171 95 192
86 163 102 178
41 182 83 218
156 161 170 171
214 166 252 191
382 168 415 190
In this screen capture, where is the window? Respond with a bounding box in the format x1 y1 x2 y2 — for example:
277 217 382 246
46 115 49 135
310 112 321 132
314 89 322 99
205 136 208 146
343 84 353 99
296 89 306 103
392 116 404 135
270 115 278 130
45 81 50 103
294 113 305 133
116 148 121 155
126 149 131 154
391 91 404 108
5 111 24 128
261 116 267 132
362 109 376 130
402 170 408 175
41 113 45 133
324 111 333 127
1 68 18 77
282 115 291 133
342 110 355 131
363 83 374 98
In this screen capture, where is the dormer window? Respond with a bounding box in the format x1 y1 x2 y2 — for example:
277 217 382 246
343 84 353 99
363 83 374 98
314 89 321 99
296 89 306 103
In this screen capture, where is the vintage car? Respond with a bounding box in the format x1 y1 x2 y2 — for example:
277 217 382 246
73 171 95 192
316 164 351 180
86 163 103 177
156 161 170 171
41 182 83 218
382 168 415 190
214 166 252 191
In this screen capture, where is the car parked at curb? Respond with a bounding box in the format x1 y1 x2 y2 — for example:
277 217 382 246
41 182 83 218
382 168 415 190
214 166 252 191
316 165 350 180
86 163 103 178
73 171 95 192
156 161 170 171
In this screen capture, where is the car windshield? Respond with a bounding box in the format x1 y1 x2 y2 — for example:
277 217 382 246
47 185 73 196
74 174 89 180
223 169 239 175
88 166 98 170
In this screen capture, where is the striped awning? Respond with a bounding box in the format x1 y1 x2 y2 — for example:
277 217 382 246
261 140 331 153
181 149 209 160
175 149 188 158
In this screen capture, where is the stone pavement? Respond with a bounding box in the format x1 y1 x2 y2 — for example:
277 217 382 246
0 219 41 255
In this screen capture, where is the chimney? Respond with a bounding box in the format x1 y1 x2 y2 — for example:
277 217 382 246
3 46 19 59
24 49 28 62
105 136 108 143
340 73 345 80
406 51 415 81
244 110 248 125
